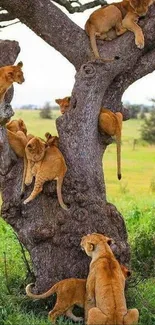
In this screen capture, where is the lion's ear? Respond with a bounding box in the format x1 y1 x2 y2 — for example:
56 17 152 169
27 142 33 149
55 99 61 105
120 264 132 278
45 132 52 140
129 0 137 8
88 242 95 251
106 237 114 246
18 119 24 127
126 270 132 277
66 96 71 102
17 61 23 68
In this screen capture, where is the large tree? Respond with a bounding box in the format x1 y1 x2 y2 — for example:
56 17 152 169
0 0 155 293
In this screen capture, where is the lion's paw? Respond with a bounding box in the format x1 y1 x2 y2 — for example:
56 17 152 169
135 35 144 49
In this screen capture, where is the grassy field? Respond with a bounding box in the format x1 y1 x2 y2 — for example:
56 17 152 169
0 110 155 325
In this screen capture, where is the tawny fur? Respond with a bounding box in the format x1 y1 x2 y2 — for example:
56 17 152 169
0 62 24 102
85 0 154 60
55 97 71 114
23 136 68 210
6 119 28 192
80 233 139 325
26 278 86 323
99 108 123 180
6 118 27 135
25 265 130 324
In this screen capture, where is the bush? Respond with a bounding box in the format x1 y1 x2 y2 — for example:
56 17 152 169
131 230 155 278
140 109 155 144
40 102 53 119
126 279 155 325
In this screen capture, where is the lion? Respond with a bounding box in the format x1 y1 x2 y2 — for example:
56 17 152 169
0 62 24 102
6 118 27 135
6 119 28 192
80 233 139 325
85 0 154 60
55 97 71 114
26 278 86 323
23 136 68 210
99 108 123 180
26 264 131 324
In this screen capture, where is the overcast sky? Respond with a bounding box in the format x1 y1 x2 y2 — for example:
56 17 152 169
1 0 155 108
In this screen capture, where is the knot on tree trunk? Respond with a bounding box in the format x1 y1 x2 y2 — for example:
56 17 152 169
81 62 97 78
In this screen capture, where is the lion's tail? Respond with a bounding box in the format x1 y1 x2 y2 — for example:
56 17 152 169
26 282 59 299
85 20 100 60
57 175 68 210
115 112 123 180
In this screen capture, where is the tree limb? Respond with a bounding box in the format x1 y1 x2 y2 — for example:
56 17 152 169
102 48 155 118
0 0 155 76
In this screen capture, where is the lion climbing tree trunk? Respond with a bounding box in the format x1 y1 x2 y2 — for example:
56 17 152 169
0 0 155 293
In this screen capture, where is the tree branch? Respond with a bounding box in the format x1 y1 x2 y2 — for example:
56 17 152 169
102 48 155 118
0 0 155 76
52 0 107 13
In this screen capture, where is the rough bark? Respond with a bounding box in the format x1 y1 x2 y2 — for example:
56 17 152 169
0 40 20 172
0 1 155 292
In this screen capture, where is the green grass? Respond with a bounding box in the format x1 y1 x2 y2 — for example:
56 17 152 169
0 111 155 324
13 109 59 137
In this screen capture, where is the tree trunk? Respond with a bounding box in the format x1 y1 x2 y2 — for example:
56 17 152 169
0 2 155 292
0 60 130 292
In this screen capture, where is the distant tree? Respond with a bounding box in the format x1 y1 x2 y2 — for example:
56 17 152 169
125 103 143 119
40 102 53 119
141 108 155 144
139 111 146 119
125 103 151 119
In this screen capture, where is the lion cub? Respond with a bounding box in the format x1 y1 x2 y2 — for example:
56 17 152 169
55 97 71 114
6 118 27 135
24 136 68 210
6 119 28 191
81 233 139 325
6 118 28 157
85 0 154 60
99 108 123 180
0 62 24 102
26 278 86 323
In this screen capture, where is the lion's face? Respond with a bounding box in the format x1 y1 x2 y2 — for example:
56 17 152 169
55 96 71 114
80 233 113 257
6 119 27 135
6 61 25 84
129 0 153 16
26 137 45 161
